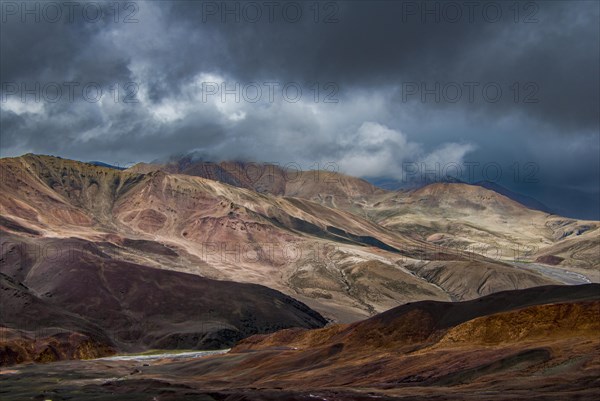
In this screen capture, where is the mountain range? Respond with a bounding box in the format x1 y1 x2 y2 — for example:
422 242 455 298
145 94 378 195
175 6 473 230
0 153 598 396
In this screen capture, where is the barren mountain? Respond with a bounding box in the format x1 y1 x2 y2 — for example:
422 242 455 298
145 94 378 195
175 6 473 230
473 180 553 213
333 183 600 275
128 156 384 202
1 154 572 325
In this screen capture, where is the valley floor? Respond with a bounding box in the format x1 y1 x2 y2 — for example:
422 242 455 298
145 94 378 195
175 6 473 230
1 345 598 401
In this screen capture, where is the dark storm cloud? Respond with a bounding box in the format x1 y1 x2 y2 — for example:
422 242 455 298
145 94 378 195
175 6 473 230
0 5 134 85
160 0 599 131
0 0 598 218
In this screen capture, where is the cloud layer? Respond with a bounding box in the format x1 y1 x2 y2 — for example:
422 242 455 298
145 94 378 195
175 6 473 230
1 0 598 218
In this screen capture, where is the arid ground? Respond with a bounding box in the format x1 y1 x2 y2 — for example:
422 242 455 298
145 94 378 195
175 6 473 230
1 155 598 400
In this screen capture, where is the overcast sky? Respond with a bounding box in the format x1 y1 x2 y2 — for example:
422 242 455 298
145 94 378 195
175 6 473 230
1 1 598 218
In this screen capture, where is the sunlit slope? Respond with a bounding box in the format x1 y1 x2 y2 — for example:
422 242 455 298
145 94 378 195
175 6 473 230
0 155 583 322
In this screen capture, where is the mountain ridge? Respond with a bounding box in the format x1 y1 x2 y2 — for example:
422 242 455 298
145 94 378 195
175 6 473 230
1 154 598 325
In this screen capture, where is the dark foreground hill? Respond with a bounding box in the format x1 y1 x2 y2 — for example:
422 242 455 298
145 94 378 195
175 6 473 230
1 284 598 400
0 233 327 366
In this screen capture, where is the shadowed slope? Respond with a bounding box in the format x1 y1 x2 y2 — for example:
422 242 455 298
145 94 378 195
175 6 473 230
7 285 596 400
152 285 599 399
0 234 327 365
234 284 600 352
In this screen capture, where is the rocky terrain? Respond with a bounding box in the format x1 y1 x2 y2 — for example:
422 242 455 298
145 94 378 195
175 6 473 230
1 285 598 400
131 155 599 274
0 153 598 368
332 183 598 273
0 232 327 365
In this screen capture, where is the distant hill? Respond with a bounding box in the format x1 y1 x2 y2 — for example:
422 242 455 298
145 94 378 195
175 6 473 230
88 161 127 170
367 175 464 190
367 176 553 214
129 156 385 203
473 180 553 214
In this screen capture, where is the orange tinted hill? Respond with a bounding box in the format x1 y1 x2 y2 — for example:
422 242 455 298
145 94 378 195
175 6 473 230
157 284 600 399
234 283 600 353
2 285 598 399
